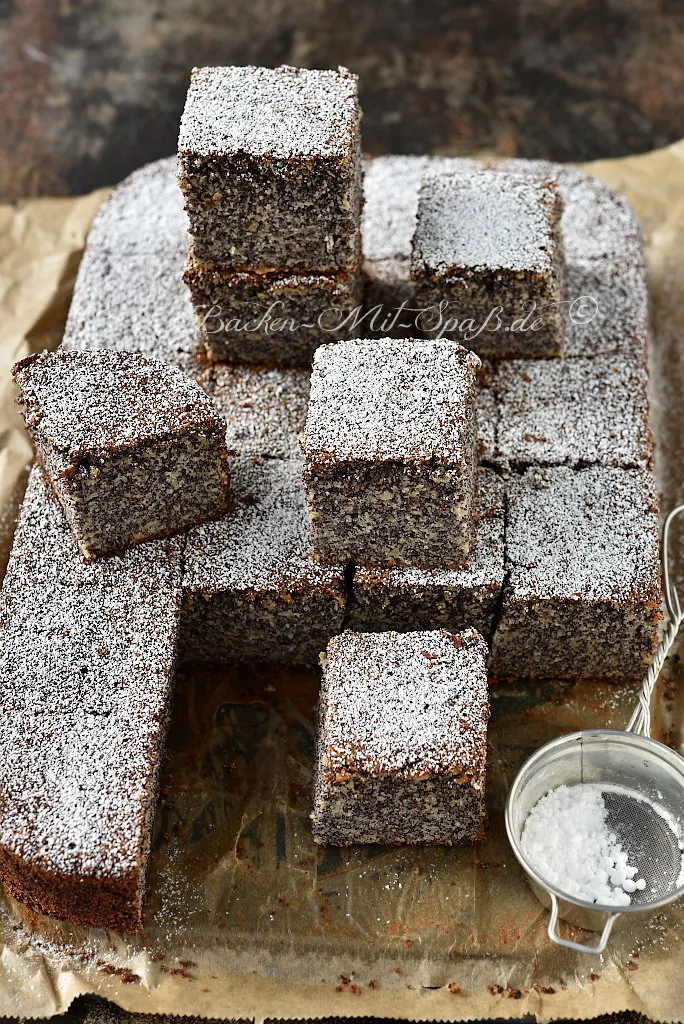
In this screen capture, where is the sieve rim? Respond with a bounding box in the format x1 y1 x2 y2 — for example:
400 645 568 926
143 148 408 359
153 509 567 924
505 728 684 915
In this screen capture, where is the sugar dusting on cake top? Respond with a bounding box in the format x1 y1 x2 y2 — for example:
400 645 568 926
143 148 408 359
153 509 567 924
564 256 648 359
178 65 360 159
319 628 489 781
412 171 562 276
494 354 653 471
184 457 344 594
0 467 182 879
62 247 199 374
506 466 662 604
200 364 310 461
14 350 221 459
87 156 189 256
305 338 481 464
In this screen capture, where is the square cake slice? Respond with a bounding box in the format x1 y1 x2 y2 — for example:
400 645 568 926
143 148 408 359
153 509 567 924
347 470 504 639
184 257 362 367
412 171 565 358
311 628 490 845
564 255 649 360
493 354 653 471
13 350 231 561
62 248 199 374
178 65 362 272
0 467 183 932
181 458 346 665
198 364 310 461
302 338 481 569
489 466 663 681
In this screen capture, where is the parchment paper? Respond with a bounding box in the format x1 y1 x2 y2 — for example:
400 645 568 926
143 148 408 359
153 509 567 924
0 146 683 1023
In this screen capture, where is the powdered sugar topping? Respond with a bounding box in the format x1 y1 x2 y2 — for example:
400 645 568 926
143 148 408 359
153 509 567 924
320 628 489 780
14 350 221 458
522 784 660 907
362 155 480 265
412 171 561 276
305 338 481 463
199 364 310 461
506 466 662 603
62 248 199 374
87 156 189 256
0 467 183 878
494 158 643 264
494 354 653 470
178 65 359 159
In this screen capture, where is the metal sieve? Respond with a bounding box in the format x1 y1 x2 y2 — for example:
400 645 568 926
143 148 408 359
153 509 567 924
505 504 684 954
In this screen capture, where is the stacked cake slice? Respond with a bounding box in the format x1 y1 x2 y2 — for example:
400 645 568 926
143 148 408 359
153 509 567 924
301 337 493 846
178 65 364 367
302 337 482 569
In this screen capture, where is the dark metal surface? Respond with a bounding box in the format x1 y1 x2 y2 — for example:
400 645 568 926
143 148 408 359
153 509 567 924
2 0 684 199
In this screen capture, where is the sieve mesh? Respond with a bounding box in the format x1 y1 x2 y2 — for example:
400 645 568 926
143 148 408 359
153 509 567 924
603 790 683 905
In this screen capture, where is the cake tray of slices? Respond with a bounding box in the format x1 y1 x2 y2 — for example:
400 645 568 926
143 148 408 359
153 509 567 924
0 63 682 1024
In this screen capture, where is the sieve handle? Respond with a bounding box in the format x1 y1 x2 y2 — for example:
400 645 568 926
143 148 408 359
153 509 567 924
547 893 620 955
627 503 684 738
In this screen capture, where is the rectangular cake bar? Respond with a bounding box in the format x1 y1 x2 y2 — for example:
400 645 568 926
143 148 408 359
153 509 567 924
178 65 362 272
348 469 504 639
564 256 649 360
0 467 183 931
303 338 481 569
489 466 663 681
412 171 566 358
493 354 653 472
198 363 310 461
311 628 490 845
181 457 346 665
184 258 362 368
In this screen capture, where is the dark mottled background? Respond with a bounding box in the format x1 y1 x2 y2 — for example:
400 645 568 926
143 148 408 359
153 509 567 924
2 0 684 199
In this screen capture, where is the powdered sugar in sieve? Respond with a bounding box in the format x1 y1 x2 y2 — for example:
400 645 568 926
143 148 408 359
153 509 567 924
522 782 684 907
